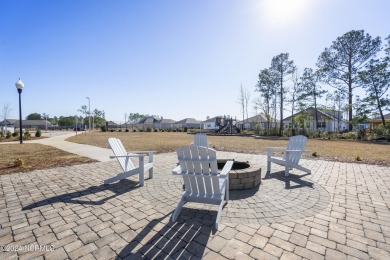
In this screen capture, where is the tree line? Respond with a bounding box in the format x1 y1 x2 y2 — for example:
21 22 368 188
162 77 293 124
252 30 389 136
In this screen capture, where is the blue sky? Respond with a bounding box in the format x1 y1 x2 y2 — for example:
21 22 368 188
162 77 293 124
1 0 389 122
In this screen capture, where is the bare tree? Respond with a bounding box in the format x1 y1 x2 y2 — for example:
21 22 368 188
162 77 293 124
244 88 251 123
1 104 13 134
238 84 245 129
1 104 12 121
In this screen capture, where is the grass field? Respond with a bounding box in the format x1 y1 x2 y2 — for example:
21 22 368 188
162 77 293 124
67 131 390 166
0 143 96 175
2 131 388 175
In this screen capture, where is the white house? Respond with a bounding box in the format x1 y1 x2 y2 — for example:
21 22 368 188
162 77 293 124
282 107 349 132
201 117 219 130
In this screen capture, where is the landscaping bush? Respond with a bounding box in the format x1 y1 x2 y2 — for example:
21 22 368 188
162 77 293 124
183 127 188 132
14 158 24 167
154 129 158 132
35 128 42 137
125 129 129 132
146 127 152 132
101 125 107 132
110 129 114 132
12 131 19 137
133 129 137 132
118 129 122 132
6 131 12 139
23 131 31 140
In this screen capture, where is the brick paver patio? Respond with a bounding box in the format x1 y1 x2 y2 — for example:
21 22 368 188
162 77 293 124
1 152 389 259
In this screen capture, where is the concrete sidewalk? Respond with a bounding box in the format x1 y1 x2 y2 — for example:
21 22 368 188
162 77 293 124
9 131 114 162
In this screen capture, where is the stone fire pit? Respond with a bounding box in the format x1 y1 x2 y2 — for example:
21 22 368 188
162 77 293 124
217 159 261 190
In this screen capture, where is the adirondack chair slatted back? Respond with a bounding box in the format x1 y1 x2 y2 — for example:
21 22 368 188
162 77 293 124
108 138 135 171
193 133 208 147
177 146 221 196
282 135 307 164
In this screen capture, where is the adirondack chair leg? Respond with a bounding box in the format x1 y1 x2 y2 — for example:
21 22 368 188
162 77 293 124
267 149 272 173
215 201 225 230
285 151 290 177
172 196 185 222
225 179 229 201
148 152 153 179
139 157 145 186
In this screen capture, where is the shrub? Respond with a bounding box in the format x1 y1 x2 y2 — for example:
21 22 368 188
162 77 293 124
6 131 12 139
101 125 107 132
14 158 24 167
24 131 31 140
154 129 158 132
133 129 137 132
146 127 152 132
183 127 188 132
125 129 129 132
35 128 42 137
118 129 122 132
12 131 19 137
110 129 114 132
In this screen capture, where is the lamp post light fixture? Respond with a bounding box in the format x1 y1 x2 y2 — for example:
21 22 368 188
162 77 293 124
15 79 24 144
86 97 91 132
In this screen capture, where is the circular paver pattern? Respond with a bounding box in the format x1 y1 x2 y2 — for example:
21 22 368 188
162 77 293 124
141 164 330 226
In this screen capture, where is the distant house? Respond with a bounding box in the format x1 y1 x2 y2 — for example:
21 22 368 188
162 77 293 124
154 118 176 130
173 118 201 129
282 107 349 132
0 119 52 130
136 117 159 130
236 114 279 130
370 113 390 127
201 117 219 130
106 121 118 128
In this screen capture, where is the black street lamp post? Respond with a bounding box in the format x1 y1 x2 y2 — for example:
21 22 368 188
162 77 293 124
15 79 24 144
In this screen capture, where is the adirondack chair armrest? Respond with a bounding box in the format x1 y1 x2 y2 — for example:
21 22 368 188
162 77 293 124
128 151 156 155
220 160 234 176
266 147 285 151
172 165 181 175
109 154 145 159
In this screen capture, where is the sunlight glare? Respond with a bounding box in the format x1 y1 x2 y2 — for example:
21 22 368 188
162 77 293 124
260 0 312 27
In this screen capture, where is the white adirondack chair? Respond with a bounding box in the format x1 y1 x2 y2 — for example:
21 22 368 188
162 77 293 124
106 138 154 186
192 133 210 147
267 135 311 177
172 145 233 230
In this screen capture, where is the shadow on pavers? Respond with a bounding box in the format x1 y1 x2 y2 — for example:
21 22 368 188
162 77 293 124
117 212 214 259
22 179 140 210
263 171 314 190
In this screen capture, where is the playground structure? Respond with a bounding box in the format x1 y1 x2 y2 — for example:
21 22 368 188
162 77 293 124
215 115 240 134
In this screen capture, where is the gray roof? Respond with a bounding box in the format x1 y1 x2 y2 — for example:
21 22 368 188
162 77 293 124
0 119 52 126
137 117 158 124
0 119 18 126
237 114 270 124
157 119 176 124
372 113 390 120
174 118 200 124
283 107 345 122
201 117 217 123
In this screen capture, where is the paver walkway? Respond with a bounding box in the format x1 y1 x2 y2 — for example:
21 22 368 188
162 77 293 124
1 148 389 259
